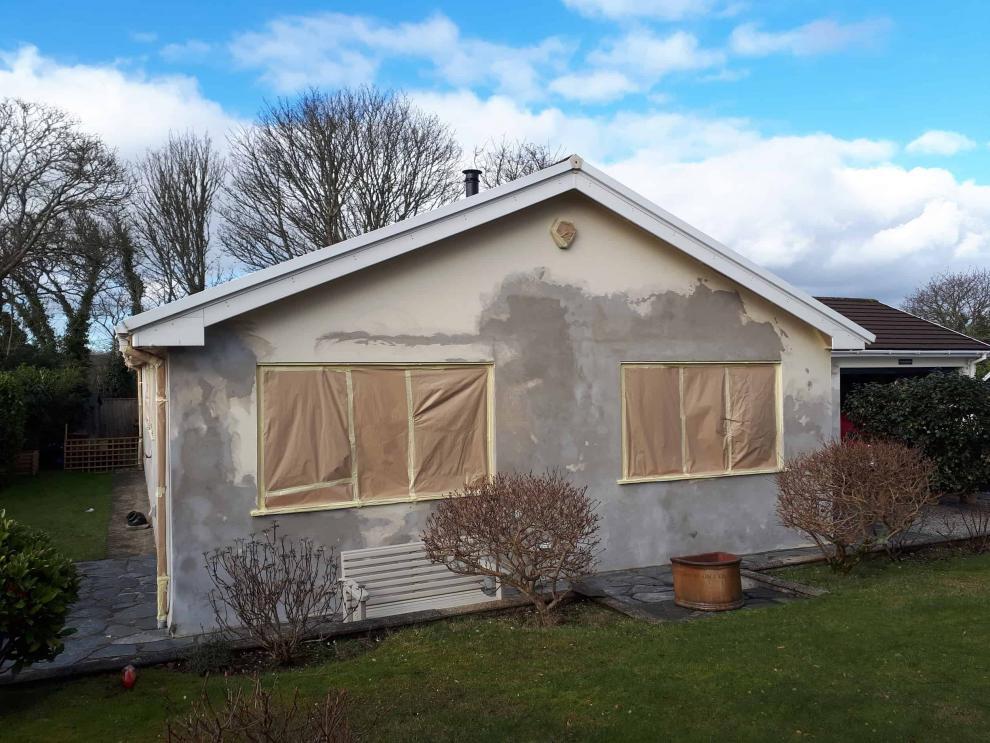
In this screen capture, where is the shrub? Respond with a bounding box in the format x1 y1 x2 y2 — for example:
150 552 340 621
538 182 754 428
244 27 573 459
204 523 343 666
776 440 937 573
0 511 80 673
0 376 26 481
185 636 237 677
7 364 88 451
164 677 351 743
422 470 600 626
0 364 88 476
844 373 990 497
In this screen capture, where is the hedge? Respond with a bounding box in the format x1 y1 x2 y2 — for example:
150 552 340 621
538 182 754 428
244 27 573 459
0 365 88 479
844 372 990 496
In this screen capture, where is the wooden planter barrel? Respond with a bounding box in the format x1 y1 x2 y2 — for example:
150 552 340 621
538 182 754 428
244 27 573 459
670 551 744 611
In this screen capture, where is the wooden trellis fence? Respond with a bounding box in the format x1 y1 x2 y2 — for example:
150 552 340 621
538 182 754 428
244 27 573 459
63 426 140 472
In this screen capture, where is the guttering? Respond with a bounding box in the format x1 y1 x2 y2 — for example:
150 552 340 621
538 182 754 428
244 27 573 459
119 334 165 368
831 349 988 358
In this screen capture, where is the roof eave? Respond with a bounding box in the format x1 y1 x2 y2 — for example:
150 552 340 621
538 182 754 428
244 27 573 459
122 154 874 349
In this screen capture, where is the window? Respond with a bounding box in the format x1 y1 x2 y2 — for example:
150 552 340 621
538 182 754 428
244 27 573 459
621 363 780 482
256 364 492 513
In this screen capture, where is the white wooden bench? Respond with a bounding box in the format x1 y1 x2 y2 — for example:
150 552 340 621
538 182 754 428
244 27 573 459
340 541 500 621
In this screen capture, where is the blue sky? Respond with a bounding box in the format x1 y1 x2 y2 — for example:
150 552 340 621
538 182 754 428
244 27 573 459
2 0 989 302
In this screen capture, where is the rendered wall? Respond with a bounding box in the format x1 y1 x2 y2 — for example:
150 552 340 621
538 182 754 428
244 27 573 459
165 192 833 632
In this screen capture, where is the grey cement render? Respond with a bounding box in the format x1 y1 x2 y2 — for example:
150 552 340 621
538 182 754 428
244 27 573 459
163 193 834 633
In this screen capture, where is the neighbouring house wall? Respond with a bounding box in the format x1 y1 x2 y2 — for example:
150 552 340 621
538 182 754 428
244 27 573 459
165 192 833 632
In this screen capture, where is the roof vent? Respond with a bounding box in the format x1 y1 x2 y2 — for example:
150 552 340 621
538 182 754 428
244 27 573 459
463 169 481 198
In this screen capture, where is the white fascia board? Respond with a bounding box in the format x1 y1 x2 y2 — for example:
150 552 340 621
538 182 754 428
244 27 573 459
832 349 987 358
130 312 204 347
574 164 874 349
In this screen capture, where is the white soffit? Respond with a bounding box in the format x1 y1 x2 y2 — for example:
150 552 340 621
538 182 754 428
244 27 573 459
119 155 874 349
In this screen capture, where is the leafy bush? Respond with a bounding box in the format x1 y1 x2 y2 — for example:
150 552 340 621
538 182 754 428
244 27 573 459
844 373 990 496
165 677 351 742
204 523 342 666
422 470 600 626
776 440 937 573
0 375 26 480
0 511 80 672
7 365 88 451
0 364 88 476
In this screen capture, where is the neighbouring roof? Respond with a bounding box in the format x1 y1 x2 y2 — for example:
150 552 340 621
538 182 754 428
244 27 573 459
119 155 874 350
816 297 990 352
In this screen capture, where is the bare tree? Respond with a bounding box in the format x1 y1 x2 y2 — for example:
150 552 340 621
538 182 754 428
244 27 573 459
0 98 129 283
473 138 566 189
902 268 990 341
8 209 142 357
136 132 224 301
221 87 462 270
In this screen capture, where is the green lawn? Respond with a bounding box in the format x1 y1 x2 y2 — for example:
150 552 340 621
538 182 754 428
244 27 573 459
2 552 989 742
0 470 113 561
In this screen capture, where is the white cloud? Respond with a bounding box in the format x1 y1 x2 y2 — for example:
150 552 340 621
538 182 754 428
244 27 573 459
229 12 568 100
562 0 721 20
590 30 725 79
0 45 243 158
730 18 891 57
410 89 757 163
549 71 636 103
412 90 990 302
906 130 977 156
160 39 212 63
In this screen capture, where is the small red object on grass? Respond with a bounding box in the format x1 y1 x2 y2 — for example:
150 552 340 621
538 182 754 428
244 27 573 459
122 664 137 689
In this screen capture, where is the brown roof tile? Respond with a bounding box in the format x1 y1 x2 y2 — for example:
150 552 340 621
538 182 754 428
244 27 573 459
815 297 990 351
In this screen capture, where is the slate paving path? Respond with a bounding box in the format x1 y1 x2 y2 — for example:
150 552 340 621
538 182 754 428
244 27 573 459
572 564 810 623
3 555 195 685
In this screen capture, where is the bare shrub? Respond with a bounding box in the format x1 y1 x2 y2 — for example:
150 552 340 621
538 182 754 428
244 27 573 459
165 676 351 743
204 523 343 665
776 439 936 573
422 470 600 626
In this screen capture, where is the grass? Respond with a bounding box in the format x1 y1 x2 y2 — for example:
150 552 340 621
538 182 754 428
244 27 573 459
2 551 989 741
0 470 113 561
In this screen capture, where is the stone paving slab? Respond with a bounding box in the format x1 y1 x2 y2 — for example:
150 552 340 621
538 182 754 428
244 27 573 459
574 568 810 624
1 554 176 685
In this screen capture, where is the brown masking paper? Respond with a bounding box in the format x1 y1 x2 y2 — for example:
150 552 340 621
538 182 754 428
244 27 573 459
682 366 728 474
728 365 778 471
262 369 351 497
411 367 489 494
351 368 411 501
623 366 683 478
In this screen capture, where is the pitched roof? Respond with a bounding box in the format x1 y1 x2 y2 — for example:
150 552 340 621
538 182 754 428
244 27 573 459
119 155 874 350
815 297 990 351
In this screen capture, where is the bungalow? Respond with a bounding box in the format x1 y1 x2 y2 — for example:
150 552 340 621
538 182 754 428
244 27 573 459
120 155 885 632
